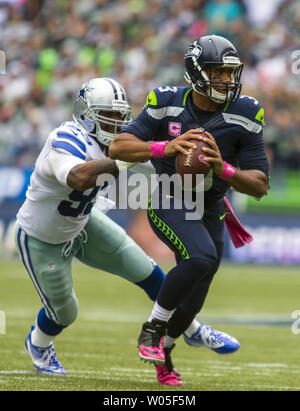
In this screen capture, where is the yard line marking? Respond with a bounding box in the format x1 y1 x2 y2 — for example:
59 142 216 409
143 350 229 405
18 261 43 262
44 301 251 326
1 369 300 390
212 382 300 391
178 358 300 370
0 370 32 374
1 347 300 374
2 308 294 327
1 346 300 374
77 312 293 326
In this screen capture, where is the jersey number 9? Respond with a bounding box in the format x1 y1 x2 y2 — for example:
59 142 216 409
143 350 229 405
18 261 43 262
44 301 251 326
57 187 100 217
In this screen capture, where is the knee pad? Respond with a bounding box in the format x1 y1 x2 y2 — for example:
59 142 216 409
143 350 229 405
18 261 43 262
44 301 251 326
54 292 79 327
181 257 215 279
116 236 155 283
39 265 78 327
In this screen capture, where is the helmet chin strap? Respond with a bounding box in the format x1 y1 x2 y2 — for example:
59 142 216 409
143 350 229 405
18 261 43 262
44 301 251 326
94 122 118 147
192 83 228 104
76 112 120 147
208 87 229 104
96 129 115 147
200 68 229 104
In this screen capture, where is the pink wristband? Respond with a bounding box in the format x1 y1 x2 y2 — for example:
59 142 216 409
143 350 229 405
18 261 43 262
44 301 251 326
220 161 235 181
150 141 169 158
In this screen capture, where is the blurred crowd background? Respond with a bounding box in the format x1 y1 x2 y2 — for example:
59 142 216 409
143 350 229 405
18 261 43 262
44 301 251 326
0 0 299 171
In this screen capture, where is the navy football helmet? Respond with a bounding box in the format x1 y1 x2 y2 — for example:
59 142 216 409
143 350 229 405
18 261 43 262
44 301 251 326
184 35 243 104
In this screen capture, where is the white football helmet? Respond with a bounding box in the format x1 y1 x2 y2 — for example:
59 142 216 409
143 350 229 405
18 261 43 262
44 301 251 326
73 77 132 146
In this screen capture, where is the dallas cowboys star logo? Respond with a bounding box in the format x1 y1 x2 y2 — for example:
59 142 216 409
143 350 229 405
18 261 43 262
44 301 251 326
76 85 94 102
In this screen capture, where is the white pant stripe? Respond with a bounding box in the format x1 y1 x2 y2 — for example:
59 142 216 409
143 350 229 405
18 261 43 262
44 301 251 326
18 229 58 323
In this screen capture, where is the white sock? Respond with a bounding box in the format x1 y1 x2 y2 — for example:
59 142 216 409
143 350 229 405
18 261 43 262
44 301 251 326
163 335 176 348
184 319 201 337
31 323 54 348
148 301 175 323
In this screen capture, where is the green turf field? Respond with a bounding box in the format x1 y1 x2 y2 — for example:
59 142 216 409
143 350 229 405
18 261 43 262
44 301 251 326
1 259 300 391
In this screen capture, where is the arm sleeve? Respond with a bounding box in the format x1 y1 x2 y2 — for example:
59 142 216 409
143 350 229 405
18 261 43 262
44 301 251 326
238 129 269 177
47 149 85 188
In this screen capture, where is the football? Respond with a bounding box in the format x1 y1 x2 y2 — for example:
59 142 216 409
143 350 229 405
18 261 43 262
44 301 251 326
175 138 211 187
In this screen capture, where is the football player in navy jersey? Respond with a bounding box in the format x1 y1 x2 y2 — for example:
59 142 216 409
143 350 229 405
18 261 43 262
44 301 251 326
109 35 269 385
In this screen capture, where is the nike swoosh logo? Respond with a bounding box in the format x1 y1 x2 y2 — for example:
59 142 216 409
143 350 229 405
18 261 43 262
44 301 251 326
219 214 226 221
145 328 156 333
143 348 159 354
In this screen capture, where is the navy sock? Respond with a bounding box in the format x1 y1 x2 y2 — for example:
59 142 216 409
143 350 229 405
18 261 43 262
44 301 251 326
135 265 166 301
37 307 65 336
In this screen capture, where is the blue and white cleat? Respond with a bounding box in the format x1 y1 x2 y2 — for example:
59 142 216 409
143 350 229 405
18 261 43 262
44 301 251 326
183 324 240 354
25 325 66 375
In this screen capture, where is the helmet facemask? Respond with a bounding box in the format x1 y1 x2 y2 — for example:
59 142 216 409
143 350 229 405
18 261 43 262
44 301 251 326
188 63 243 104
85 105 132 147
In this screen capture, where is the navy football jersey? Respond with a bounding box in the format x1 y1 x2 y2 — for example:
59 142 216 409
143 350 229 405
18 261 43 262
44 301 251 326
122 86 268 205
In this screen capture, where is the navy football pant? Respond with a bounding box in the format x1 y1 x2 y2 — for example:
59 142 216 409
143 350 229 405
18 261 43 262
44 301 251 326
148 189 225 339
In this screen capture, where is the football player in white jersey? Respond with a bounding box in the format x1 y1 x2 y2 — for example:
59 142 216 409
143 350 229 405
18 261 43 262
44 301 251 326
15 78 239 385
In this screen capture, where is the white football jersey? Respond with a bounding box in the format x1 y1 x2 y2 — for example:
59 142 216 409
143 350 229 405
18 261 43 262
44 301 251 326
17 121 108 244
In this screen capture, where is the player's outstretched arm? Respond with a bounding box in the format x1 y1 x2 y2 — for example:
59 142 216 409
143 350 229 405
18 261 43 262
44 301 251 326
109 133 153 162
67 158 119 191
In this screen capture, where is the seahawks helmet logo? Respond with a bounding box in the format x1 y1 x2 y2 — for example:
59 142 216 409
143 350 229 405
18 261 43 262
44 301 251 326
185 44 202 59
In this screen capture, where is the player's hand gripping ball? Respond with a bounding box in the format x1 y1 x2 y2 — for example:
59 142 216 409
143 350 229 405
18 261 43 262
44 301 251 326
175 135 211 187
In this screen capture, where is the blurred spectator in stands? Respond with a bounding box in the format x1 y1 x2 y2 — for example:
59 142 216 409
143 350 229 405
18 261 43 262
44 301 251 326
203 0 244 42
243 0 285 28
